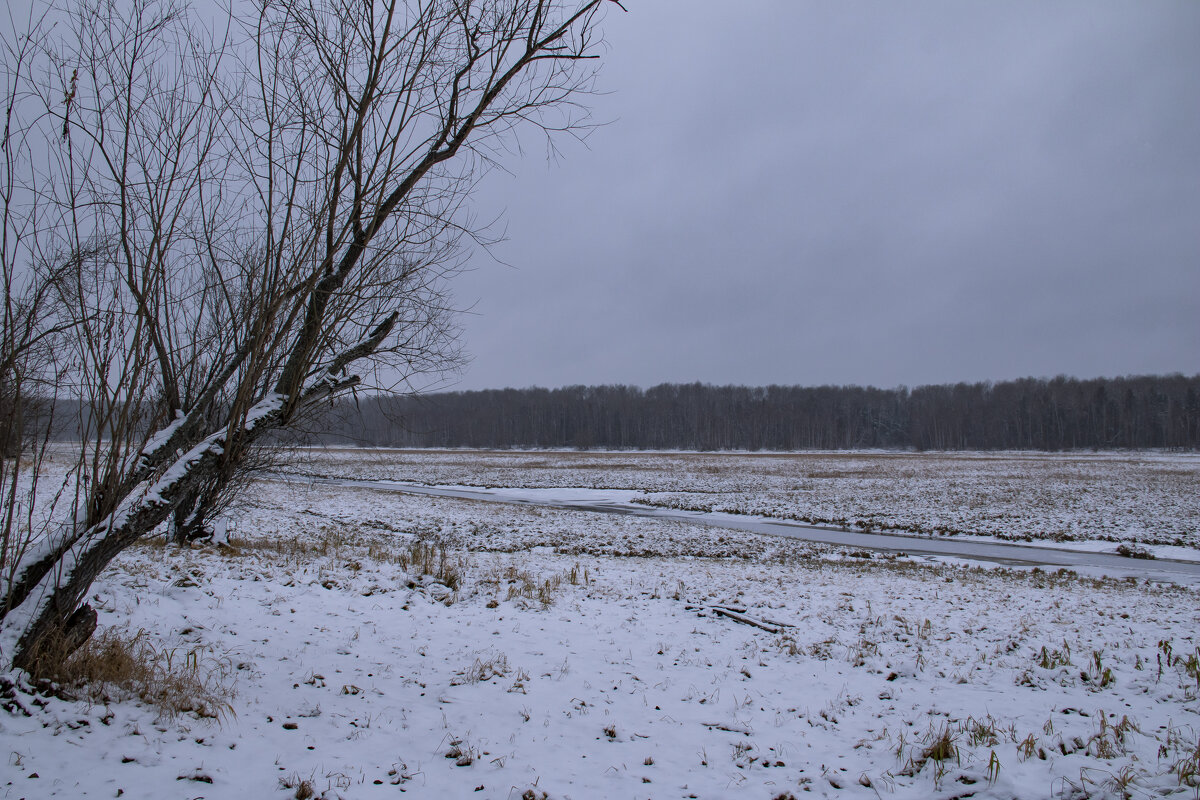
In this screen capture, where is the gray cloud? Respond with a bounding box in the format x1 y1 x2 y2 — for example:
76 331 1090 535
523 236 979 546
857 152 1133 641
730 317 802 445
451 1 1200 390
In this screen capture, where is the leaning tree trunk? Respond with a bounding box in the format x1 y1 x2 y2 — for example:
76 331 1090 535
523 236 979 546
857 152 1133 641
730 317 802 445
0 320 394 675
171 491 209 544
4 421 249 673
170 481 227 545
169 438 266 544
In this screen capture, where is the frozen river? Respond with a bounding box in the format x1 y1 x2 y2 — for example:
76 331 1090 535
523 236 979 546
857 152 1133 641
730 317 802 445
268 473 1200 585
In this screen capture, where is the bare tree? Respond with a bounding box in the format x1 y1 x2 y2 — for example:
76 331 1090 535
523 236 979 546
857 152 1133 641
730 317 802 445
0 0 618 676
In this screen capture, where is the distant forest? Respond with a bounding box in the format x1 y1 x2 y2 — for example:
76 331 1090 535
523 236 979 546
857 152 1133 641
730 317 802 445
313 374 1200 451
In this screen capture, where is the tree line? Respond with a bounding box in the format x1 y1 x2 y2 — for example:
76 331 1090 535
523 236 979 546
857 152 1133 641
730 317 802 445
315 374 1200 451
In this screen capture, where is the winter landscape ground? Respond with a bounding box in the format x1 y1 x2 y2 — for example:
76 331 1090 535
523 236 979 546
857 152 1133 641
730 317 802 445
2 449 1199 799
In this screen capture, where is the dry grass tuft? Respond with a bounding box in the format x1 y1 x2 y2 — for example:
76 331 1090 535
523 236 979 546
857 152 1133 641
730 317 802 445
921 724 959 763
54 627 236 721
480 562 575 607
1172 738 1200 789
400 538 464 590
279 774 316 799
451 652 510 685
444 736 476 766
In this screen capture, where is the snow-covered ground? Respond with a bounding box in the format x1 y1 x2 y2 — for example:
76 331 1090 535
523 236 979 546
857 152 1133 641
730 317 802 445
2 452 1199 799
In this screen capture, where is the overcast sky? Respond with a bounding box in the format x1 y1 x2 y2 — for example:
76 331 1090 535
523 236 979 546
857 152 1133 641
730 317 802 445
448 1 1200 392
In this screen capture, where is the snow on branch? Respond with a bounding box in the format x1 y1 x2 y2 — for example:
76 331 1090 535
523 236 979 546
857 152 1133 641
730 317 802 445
243 393 286 431
315 312 400 382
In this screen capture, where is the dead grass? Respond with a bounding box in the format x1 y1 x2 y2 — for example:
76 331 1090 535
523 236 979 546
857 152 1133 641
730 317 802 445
922 725 959 762
478 562 583 607
450 652 511 685
1171 738 1200 789
192 521 467 592
400 538 464 590
279 773 316 799
218 523 356 563
53 627 236 721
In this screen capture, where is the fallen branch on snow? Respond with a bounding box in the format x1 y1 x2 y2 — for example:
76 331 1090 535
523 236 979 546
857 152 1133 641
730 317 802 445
686 604 795 634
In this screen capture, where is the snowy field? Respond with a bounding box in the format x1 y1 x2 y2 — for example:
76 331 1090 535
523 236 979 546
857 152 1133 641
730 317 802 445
2 450 1199 799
